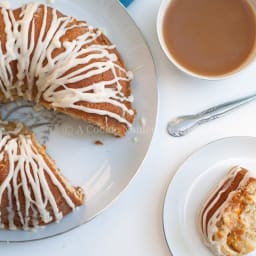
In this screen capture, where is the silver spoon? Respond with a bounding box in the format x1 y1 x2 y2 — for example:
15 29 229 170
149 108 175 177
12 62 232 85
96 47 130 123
167 93 256 137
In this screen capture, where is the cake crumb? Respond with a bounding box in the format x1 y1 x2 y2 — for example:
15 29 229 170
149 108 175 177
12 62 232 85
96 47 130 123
132 137 138 143
139 117 146 127
95 140 104 145
47 0 55 4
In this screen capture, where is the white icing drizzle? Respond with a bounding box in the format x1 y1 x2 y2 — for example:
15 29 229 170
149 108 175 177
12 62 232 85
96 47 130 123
0 124 77 230
0 1 10 9
0 121 23 136
200 166 253 255
0 3 134 126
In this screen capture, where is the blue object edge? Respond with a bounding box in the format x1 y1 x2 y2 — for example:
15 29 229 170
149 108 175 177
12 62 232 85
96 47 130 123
119 0 134 7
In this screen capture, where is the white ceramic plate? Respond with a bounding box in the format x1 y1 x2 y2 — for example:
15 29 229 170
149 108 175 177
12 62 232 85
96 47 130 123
163 137 256 256
0 0 157 241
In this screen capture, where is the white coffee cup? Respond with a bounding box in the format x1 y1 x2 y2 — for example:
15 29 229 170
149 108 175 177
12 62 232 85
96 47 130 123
156 0 256 80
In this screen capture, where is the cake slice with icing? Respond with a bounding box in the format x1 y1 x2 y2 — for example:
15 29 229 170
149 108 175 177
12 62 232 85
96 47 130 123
0 121 84 230
200 166 256 256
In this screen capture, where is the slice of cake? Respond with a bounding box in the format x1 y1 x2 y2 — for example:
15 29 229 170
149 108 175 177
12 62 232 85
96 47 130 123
0 121 84 230
200 166 256 256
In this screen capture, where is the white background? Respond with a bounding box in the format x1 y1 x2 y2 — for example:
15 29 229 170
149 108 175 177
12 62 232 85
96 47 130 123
3 0 256 255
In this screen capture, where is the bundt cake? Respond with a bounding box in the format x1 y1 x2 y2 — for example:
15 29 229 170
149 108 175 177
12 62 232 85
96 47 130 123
200 166 256 256
0 120 84 230
0 2 135 137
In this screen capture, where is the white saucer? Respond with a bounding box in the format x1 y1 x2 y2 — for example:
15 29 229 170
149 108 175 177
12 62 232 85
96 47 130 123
163 137 256 256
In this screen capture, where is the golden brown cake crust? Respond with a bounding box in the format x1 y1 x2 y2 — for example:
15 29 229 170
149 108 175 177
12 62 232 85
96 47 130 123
0 121 84 230
200 166 256 256
0 3 135 137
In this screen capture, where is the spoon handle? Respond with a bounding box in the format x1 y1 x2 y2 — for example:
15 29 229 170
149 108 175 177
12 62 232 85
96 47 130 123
197 93 256 120
167 93 256 137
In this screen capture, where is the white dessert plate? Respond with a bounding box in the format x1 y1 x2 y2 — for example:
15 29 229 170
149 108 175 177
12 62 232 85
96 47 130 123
163 137 256 256
0 0 157 241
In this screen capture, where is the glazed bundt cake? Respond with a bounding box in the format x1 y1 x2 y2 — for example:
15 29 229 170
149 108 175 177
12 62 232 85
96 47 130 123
0 120 84 230
200 166 256 256
0 2 135 137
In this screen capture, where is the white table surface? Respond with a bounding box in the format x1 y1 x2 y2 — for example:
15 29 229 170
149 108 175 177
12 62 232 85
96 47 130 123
3 0 256 255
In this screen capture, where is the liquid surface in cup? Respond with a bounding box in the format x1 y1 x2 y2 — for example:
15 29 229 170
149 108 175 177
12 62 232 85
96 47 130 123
163 0 256 77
